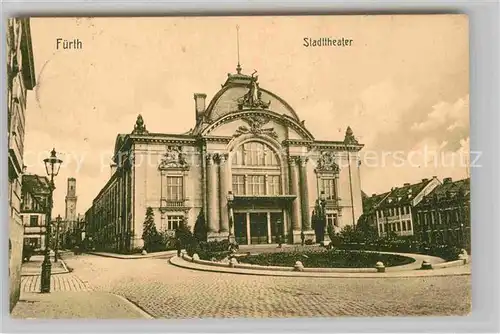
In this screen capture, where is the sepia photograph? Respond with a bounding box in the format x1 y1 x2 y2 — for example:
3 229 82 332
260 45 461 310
7 15 470 319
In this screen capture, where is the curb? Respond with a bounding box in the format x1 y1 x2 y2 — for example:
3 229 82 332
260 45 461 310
87 251 177 260
111 294 155 319
21 258 70 277
169 256 471 278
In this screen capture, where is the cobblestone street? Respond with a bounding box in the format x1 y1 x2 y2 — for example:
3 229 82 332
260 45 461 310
59 254 471 319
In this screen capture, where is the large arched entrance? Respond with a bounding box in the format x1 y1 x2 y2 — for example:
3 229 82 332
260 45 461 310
229 140 289 245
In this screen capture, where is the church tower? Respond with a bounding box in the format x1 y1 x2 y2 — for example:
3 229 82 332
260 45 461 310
65 178 78 223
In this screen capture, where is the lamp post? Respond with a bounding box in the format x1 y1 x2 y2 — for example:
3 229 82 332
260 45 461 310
319 191 327 242
227 191 234 242
41 148 63 293
54 214 62 262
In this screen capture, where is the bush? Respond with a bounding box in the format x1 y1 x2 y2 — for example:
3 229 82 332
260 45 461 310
239 249 414 268
193 212 207 243
304 239 314 245
186 239 238 261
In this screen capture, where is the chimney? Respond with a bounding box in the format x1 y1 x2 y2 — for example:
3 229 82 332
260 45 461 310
403 183 410 187
422 178 429 183
110 163 117 177
443 177 453 184
194 93 207 123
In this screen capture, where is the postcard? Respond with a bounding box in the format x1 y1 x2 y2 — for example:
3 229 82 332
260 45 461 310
8 15 470 319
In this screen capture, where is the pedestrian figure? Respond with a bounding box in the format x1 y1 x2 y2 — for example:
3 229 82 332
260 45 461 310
300 231 305 246
175 237 182 257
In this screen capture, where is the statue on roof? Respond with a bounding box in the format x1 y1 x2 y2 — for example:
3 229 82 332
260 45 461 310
344 126 358 145
237 70 271 110
132 114 149 135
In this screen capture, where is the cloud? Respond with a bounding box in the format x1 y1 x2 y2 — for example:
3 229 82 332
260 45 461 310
411 95 469 133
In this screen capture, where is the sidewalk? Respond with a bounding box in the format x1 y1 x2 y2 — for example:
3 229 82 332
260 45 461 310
21 255 69 276
11 292 152 319
88 250 177 259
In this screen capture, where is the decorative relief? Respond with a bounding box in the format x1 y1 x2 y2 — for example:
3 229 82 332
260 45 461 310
315 151 340 173
158 146 189 170
234 114 278 139
237 71 271 110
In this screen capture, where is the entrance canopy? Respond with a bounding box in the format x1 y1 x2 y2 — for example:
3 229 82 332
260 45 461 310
232 195 296 208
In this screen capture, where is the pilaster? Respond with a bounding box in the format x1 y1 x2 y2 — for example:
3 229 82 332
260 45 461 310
218 153 229 233
288 156 302 243
206 153 219 233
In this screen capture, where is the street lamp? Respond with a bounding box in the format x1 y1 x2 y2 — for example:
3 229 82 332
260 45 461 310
54 214 62 263
227 191 234 242
41 148 62 293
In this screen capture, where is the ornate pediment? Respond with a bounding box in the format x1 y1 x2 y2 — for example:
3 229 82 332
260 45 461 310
234 114 278 139
237 71 271 110
158 146 189 170
315 151 340 173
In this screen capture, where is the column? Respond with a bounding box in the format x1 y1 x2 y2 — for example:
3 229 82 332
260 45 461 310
288 157 301 231
219 153 229 233
206 153 219 233
246 212 251 245
299 156 312 231
267 212 272 243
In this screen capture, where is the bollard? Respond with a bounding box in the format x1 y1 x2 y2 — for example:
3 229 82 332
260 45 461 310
294 261 304 272
375 261 385 273
229 257 239 268
421 259 432 270
192 253 200 262
141 249 147 256
458 253 469 264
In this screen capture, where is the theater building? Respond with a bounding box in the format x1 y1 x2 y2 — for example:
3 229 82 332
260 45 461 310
85 66 364 251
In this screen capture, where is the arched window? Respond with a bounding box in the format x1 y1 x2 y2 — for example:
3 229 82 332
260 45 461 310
231 141 279 167
231 141 281 196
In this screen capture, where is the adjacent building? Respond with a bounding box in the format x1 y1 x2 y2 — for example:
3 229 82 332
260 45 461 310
20 174 51 251
413 177 470 251
85 66 365 252
7 17 36 311
368 177 441 238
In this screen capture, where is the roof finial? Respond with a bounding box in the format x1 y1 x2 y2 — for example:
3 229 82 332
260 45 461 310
236 25 242 74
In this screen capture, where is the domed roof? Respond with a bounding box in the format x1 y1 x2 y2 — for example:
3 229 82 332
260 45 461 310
204 70 300 122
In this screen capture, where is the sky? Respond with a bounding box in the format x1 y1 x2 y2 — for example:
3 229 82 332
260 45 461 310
23 15 470 218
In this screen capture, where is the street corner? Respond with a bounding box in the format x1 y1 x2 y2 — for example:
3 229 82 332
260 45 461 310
11 291 153 319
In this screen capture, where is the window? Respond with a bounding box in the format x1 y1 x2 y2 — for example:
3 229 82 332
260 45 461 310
248 175 265 195
407 220 412 231
232 175 245 195
402 221 407 231
380 223 384 233
232 142 279 167
321 178 336 200
30 215 39 227
326 213 338 227
166 176 183 201
167 215 183 230
268 175 281 195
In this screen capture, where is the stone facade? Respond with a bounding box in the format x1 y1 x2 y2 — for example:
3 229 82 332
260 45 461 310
7 18 36 311
86 68 364 252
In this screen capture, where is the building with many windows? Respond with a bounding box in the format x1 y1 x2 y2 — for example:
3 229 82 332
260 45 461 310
368 177 441 238
85 66 364 252
7 17 36 311
413 177 470 251
20 174 51 251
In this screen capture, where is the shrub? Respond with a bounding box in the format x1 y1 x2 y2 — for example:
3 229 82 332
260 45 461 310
193 212 207 243
142 207 161 252
186 239 238 260
304 239 314 245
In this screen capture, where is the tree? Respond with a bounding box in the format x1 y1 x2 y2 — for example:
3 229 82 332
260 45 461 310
142 207 159 252
311 199 326 243
175 216 193 246
193 211 207 242
356 214 378 242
